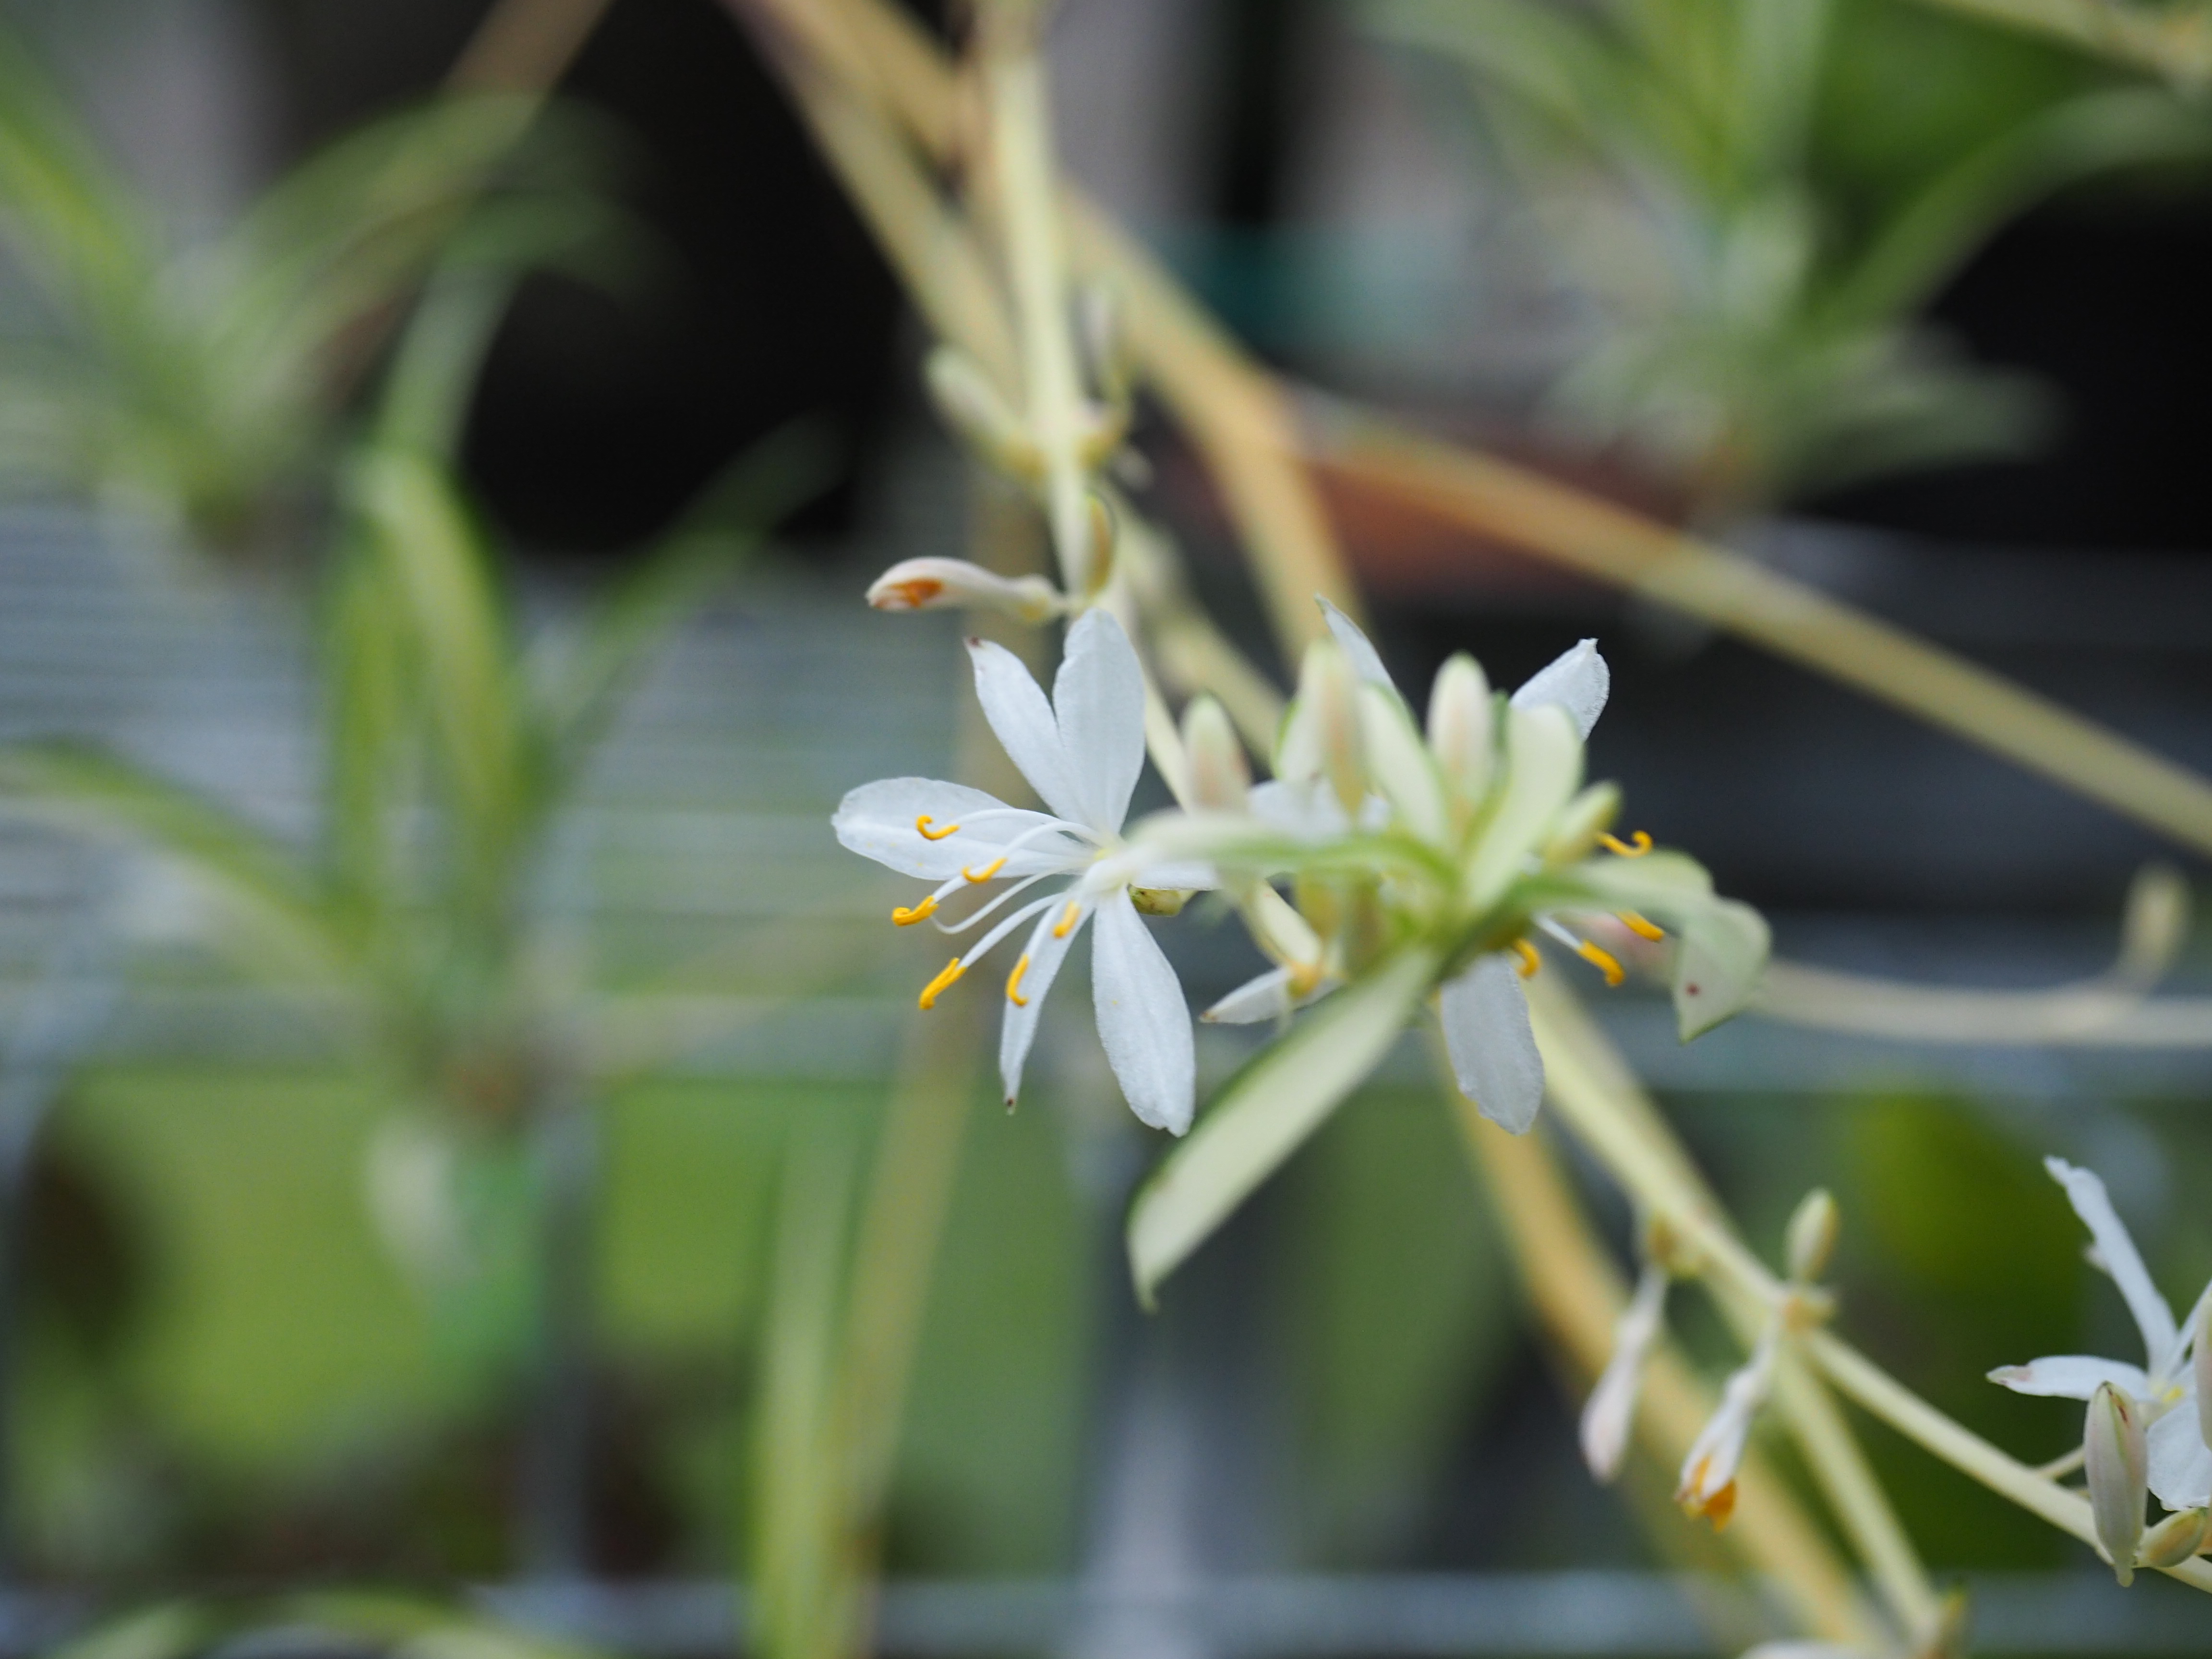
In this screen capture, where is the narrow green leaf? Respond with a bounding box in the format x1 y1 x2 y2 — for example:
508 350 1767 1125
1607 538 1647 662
0 743 349 983
1128 945 1440 1306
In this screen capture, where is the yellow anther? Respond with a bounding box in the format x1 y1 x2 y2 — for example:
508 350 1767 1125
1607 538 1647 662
1618 911 1665 942
1007 954 1032 1006
962 856 1007 883
892 896 938 926
916 815 960 841
1598 830 1653 858
1287 959 1324 998
1052 900 1082 938
1511 938 1541 978
1577 940 1626 987
918 957 965 1010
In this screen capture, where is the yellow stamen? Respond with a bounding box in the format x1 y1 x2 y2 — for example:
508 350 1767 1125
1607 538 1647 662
1683 1474 1737 1531
917 815 960 841
1006 954 1032 1006
1577 940 1626 987
892 896 938 926
1598 830 1653 858
962 856 1007 883
1618 910 1665 942
1052 900 1082 938
1287 959 1324 998
918 957 965 1010
1511 938 1541 978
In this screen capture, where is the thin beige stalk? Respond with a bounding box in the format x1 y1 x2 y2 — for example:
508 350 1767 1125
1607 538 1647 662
1318 419 2212 858
445 0 617 94
977 7 1095 592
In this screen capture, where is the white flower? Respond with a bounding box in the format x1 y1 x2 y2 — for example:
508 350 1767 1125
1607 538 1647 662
866 556 1062 623
833 610 1211 1134
1581 1260 1670 1482
1199 599 1766 1136
1988 1156 2212 1512
1677 1326 1780 1529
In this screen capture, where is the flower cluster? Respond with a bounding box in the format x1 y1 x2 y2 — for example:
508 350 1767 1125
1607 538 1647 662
1988 1157 2212 1581
836 596 1768 1199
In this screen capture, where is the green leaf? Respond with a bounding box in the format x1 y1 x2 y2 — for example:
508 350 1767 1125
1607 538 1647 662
349 445 526 890
0 743 348 984
1127 945 1440 1306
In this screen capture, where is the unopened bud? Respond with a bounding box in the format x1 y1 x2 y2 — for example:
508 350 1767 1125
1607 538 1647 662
2137 1505 2210 1569
1541 782 1622 867
924 348 1038 479
1297 641 1367 815
1425 653 1492 801
2086 1382 2148 1586
867 557 1061 623
1076 281 1131 404
1130 887 1190 916
2198 1299 2211 1451
1181 696 1250 811
1677 1336 1776 1531
1785 1189 1839 1283
1581 1264 1668 1483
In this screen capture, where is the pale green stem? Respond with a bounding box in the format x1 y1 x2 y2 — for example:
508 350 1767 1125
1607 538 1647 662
982 11 1095 594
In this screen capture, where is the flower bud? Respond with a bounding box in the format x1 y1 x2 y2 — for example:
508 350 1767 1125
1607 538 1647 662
1677 1336 1776 1530
1581 1264 1668 1483
1785 1189 1839 1284
1541 782 1622 867
866 557 1061 623
1425 653 1492 801
2137 1504 2210 1569
1296 641 1367 815
2198 1299 2211 1452
925 348 1039 479
1076 281 1131 405
1181 695 1250 811
2086 1382 2147 1585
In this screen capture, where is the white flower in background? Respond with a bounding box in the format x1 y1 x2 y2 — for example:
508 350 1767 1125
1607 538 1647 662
1677 1324 1780 1529
1988 1157 2212 1515
1581 1260 1671 1482
866 556 1063 623
1193 599 1768 1135
834 609 1211 1134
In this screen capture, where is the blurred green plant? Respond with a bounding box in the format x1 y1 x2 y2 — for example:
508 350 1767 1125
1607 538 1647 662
53 1590 596 1659
1369 0 2212 520
0 269 823 1389
0 18 618 552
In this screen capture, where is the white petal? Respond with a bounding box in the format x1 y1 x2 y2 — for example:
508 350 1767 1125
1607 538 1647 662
1053 608 1148 832
998 896 1089 1108
1202 965 1341 1025
1358 683 1446 844
1131 859 1218 891
2148 1389 2212 1510
968 637 1087 823
832 778 1074 879
1091 889 1196 1134
1986 1355 2152 1401
1248 778 1352 841
1581 1263 1667 1481
1511 638 1610 740
1317 596 1397 693
1463 703 1583 913
2047 1157 2179 1368
1439 952 1546 1133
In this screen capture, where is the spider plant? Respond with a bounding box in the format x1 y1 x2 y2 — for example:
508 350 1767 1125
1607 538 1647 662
1368 0 2212 521
0 266 823 1388
0 17 616 553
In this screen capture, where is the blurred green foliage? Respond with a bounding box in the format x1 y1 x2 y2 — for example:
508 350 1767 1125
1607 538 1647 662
0 19 617 551
1370 0 2212 517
